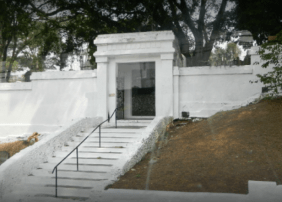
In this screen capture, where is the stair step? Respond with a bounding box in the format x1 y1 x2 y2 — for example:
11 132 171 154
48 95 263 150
61 147 126 153
31 169 110 180
47 157 118 165
66 142 129 147
115 122 151 127
109 123 149 127
72 136 138 142
91 128 145 133
22 176 107 188
54 151 123 159
38 162 113 172
77 132 142 137
12 184 91 199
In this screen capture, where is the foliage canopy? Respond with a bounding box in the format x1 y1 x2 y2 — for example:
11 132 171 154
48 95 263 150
209 42 241 66
31 0 238 66
256 30 282 96
235 0 282 45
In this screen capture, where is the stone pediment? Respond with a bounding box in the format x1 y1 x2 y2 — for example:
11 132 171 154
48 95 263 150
94 31 177 57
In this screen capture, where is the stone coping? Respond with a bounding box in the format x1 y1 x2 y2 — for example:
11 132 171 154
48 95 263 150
94 31 175 45
0 82 32 91
31 70 97 80
174 66 253 76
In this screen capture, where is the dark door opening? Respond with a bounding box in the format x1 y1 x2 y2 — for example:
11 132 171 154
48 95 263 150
116 62 155 119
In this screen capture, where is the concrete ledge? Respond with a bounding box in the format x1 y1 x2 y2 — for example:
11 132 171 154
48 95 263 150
31 70 97 80
97 183 282 202
100 189 247 202
0 117 102 198
178 66 253 76
114 117 173 178
94 31 175 45
94 47 176 57
0 82 32 91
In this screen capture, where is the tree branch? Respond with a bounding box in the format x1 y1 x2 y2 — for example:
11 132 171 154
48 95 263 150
173 0 198 37
203 0 228 60
29 1 67 17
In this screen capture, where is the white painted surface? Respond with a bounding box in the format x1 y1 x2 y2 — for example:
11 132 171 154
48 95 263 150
0 31 280 137
0 117 101 198
157 54 174 116
2 118 155 201
0 70 98 137
96 57 109 119
174 46 279 118
94 31 179 122
110 116 173 180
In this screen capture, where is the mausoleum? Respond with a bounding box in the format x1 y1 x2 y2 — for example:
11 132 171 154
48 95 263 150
94 31 183 122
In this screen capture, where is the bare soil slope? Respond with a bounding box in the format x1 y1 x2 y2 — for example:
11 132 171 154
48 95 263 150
110 97 282 194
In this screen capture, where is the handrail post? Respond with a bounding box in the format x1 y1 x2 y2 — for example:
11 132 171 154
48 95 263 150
76 148 79 171
99 125 101 148
55 168 58 197
115 109 117 128
52 107 119 197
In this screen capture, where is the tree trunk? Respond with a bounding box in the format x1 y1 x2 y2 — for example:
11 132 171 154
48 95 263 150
185 45 212 67
0 61 6 82
0 39 11 82
5 60 13 82
6 36 18 82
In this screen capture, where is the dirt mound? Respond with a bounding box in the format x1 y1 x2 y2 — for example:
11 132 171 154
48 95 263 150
110 97 282 194
0 132 41 159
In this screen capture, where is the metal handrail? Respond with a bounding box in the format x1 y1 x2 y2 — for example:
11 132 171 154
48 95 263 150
52 107 121 197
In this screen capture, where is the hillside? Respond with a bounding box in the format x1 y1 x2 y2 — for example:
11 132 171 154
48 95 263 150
110 97 282 194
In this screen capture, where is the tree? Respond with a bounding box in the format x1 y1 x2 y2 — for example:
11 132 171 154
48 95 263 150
30 0 238 66
209 42 241 66
235 0 282 45
0 0 33 82
0 0 66 82
0 0 42 82
255 30 282 97
20 21 62 72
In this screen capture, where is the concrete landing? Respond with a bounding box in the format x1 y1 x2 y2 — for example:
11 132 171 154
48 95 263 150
3 182 282 202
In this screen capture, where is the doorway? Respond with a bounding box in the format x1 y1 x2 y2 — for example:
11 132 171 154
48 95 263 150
116 62 155 119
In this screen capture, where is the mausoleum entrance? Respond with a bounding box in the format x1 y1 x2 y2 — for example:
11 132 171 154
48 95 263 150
116 62 155 120
94 31 178 123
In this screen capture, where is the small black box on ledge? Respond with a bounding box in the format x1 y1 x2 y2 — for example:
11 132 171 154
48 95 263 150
182 111 189 118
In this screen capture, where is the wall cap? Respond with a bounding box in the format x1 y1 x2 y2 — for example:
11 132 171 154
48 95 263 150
0 82 32 91
30 70 97 80
176 66 253 76
94 31 175 45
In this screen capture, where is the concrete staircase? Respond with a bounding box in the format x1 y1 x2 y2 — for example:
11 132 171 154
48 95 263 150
9 120 152 201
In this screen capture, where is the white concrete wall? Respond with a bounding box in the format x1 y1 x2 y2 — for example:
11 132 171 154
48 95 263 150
0 117 101 198
174 46 279 118
0 71 98 138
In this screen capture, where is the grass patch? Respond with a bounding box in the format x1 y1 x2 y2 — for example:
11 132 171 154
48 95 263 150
0 132 41 158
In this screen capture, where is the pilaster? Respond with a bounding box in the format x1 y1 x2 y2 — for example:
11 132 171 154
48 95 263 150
96 57 109 120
